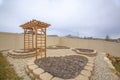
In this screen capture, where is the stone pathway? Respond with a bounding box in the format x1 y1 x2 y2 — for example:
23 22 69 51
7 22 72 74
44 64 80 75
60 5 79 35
1 50 120 80
2 51 31 80
91 52 120 80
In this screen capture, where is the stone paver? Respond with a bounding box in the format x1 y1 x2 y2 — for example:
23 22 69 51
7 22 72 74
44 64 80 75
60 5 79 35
90 52 120 80
84 66 93 71
86 63 94 67
29 73 34 80
75 74 89 80
88 60 94 64
27 61 35 66
81 70 91 77
33 68 44 78
64 79 76 80
28 65 38 72
52 77 64 80
25 66 29 75
40 72 53 80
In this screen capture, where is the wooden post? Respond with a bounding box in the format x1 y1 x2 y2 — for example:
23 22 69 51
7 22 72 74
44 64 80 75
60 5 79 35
40 29 42 59
35 27 38 61
24 29 26 52
45 28 47 58
24 29 25 52
27 33 30 49
32 29 34 51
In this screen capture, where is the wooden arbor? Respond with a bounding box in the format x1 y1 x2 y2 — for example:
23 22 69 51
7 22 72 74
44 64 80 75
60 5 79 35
20 19 50 60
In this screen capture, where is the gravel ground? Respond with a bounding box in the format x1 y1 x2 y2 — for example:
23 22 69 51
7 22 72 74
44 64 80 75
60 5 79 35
91 52 120 80
35 55 88 79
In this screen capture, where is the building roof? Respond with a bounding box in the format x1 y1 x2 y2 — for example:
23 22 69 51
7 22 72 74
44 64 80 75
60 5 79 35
20 19 51 29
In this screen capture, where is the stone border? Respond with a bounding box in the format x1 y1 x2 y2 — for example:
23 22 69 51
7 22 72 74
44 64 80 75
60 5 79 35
0 49 9 52
25 56 95 80
72 48 97 57
7 50 36 58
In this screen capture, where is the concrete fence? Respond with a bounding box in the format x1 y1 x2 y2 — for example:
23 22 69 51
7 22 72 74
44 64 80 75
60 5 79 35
59 38 120 56
0 32 120 56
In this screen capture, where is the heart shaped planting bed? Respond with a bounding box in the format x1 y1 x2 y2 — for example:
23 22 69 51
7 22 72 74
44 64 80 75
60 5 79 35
35 55 88 79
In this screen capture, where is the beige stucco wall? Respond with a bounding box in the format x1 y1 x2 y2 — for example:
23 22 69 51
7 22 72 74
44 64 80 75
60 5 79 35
0 32 24 50
0 32 120 56
59 37 120 56
46 37 60 46
0 32 59 50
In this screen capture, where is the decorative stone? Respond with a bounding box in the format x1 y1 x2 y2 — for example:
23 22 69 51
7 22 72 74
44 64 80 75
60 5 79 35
88 60 94 64
35 78 40 80
84 66 93 71
25 66 29 75
27 61 35 66
64 79 76 80
40 72 53 80
29 73 35 80
33 68 44 78
75 74 89 80
52 77 64 80
86 63 94 67
81 70 91 77
28 65 38 73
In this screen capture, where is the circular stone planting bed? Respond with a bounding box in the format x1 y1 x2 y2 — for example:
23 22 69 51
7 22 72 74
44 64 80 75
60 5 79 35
8 49 36 58
72 48 97 57
47 45 70 49
13 49 35 53
35 55 88 79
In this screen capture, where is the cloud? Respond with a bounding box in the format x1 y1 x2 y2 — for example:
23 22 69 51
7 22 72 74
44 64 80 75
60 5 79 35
0 0 120 38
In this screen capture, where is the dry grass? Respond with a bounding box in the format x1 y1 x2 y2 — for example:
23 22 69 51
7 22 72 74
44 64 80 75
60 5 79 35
0 53 20 80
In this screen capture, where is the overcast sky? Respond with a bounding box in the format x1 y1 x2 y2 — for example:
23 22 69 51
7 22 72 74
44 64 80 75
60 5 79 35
0 0 120 39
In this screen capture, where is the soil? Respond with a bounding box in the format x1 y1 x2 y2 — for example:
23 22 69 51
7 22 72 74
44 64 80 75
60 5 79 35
47 46 70 49
77 48 94 53
35 55 88 79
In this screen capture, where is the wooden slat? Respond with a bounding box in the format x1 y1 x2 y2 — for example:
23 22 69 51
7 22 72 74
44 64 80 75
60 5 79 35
24 29 26 52
44 28 46 58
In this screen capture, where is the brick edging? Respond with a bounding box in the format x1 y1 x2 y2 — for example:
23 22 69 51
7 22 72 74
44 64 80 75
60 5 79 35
25 56 95 80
